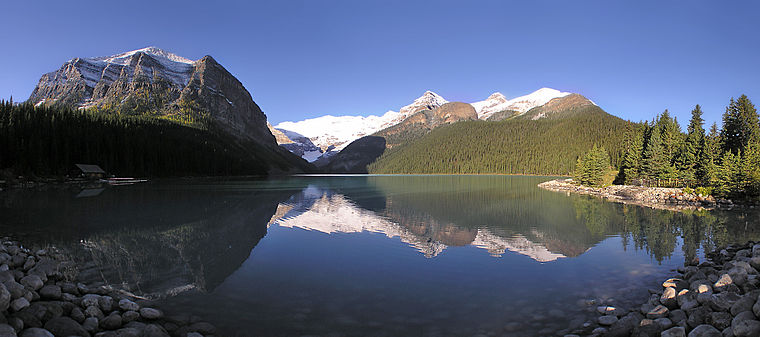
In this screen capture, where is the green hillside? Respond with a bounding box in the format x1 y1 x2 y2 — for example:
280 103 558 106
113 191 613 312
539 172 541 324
367 105 633 175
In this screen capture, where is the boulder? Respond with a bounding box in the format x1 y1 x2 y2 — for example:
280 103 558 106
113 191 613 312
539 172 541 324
661 326 686 337
687 324 721 337
43 317 90 337
18 328 53 337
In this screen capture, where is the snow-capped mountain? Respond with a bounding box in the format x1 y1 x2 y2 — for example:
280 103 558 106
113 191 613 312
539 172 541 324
471 87 572 120
275 91 448 153
275 88 579 161
28 46 278 146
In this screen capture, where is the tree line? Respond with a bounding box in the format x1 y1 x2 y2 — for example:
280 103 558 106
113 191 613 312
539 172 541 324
368 105 631 175
576 95 760 200
0 101 301 178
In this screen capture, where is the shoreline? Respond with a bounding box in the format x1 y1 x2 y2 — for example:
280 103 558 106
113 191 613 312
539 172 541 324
537 178 742 212
582 241 760 336
0 239 217 337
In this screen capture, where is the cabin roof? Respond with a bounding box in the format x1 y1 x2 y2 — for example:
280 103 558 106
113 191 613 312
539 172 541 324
75 164 106 174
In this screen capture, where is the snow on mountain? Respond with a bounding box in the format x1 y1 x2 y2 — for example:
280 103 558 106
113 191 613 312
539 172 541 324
77 47 196 90
472 88 571 120
275 87 574 160
275 91 448 152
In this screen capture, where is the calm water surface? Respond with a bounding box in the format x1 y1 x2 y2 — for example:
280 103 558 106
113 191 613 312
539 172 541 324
1 175 758 336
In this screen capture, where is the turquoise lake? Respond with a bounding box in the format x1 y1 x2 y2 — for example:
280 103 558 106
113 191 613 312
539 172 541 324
1 175 758 336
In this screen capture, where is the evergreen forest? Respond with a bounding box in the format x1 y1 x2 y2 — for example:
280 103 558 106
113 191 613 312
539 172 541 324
0 101 308 179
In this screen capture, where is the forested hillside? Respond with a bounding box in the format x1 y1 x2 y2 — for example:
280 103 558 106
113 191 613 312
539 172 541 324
368 105 632 175
0 101 312 178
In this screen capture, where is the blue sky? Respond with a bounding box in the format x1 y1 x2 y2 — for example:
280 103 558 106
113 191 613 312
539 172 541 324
1 1 758 127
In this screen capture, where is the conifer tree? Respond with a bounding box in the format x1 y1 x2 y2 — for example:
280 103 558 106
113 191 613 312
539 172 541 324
677 105 706 183
721 95 760 154
616 126 644 184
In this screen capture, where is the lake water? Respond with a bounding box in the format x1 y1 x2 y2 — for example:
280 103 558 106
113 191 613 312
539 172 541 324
1 175 758 336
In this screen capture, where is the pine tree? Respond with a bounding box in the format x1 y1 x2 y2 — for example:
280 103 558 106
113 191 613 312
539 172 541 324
574 145 610 187
715 151 742 198
677 105 706 184
642 123 669 180
721 95 760 155
616 126 644 184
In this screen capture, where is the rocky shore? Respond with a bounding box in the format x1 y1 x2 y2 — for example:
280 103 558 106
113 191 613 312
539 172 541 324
538 179 736 212
0 239 218 337
573 241 760 337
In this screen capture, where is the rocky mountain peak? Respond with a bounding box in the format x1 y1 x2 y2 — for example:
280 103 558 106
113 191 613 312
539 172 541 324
399 91 449 115
28 47 277 146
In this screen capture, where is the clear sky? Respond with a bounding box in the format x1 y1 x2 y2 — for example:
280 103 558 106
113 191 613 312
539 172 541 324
1 0 758 127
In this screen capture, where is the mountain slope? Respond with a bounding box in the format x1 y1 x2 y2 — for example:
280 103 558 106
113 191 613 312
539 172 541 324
471 88 571 120
374 102 478 148
28 47 275 146
367 105 631 175
22 47 313 175
274 91 448 153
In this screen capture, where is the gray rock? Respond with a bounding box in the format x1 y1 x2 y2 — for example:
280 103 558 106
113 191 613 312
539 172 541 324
687 306 712 328
70 307 85 323
709 311 733 330
8 317 23 332
5 280 25 300
187 322 216 335
111 327 141 337
732 319 760 337
43 317 90 337
19 275 43 291
661 326 686 337
731 293 757 316
670 309 687 323
11 297 29 311
38 285 61 300
664 278 690 291
27 258 58 280
634 318 662 336
18 328 53 337
710 292 741 312
750 256 760 271
600 315 619 326
655 317 674 329
715 274 734 292
728 267 749 286
723 326 735 337
121 311 139 323
82 317 98 332
688 324 722 337
679 290 699 311
100 313 122 330
732 310 757 326
647 304 669 319
60 283 78 295
754 297 760 318
139 308 163 320
186 333 203 337
143 324 170 337
84 305 104 319
118 299 139 312
0 323 17 337
606 312 642 337
98 296 113 312
81 294 100 307
661 287 678 309
0 283 10 311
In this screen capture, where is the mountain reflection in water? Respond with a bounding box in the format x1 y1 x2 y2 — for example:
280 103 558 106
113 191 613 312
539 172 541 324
0 175 758 336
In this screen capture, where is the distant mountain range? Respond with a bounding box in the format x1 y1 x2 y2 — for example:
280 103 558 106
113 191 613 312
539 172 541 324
274 88 586 163
18 46 626 177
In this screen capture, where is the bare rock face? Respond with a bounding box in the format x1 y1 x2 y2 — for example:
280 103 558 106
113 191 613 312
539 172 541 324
431 102 477 125
27 47 277 146
518 94 597 120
